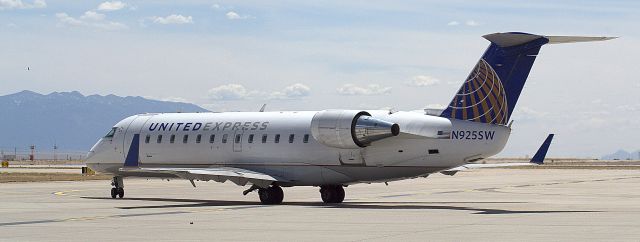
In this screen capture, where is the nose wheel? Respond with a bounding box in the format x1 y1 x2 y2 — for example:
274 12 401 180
110 176 124 199
320 185 345 203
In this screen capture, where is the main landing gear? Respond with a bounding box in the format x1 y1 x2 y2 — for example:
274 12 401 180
320 185 345 203
257 186 284 205
249 184 346 204
110 176 124 199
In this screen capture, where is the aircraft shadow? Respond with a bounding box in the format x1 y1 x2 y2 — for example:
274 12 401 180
81 197 599 215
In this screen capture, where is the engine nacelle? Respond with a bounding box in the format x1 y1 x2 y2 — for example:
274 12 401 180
311 110 400 149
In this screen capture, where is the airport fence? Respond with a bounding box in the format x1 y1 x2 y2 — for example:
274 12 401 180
0 146 86 161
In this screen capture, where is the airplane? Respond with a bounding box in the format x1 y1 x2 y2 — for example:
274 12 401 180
440 133 554 176
86 32 613 204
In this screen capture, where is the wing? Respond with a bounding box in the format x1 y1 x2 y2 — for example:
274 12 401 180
120 166 288 188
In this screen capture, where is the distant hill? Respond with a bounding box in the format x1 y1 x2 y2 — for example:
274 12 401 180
601 149 640 160
0 90 209 152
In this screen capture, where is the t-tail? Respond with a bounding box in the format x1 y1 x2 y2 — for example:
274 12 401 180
530 134 554 165
440 32 615 125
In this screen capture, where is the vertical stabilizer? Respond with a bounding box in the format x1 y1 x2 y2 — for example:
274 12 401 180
440 32 614 125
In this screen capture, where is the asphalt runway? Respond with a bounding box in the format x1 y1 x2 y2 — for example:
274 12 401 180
1 169 639 241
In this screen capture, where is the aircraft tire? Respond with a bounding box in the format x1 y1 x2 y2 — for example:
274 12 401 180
320 185 345 203
270 186 284 204
335 186 345 203
117 188 124 198
258 186 284 205
110 188 117 199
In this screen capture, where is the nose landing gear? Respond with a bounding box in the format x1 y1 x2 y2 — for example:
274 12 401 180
110 176 124 199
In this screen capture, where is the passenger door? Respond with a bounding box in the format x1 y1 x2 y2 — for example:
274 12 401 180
122 115 154 160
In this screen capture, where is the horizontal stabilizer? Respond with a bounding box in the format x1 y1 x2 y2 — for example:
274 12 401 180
547 36 617 44
442 162 536 175
441 133 554 175
483 32 616 47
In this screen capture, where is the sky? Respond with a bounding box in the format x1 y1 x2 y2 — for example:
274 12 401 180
1 0 639 158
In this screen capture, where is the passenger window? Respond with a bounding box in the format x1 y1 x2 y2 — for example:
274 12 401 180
209 134 215 143
303 134 309 143
222 134 228 143
157 135 163 143
104 127 117 138
248 134 254 143
289 134 295 143
262 134 267 143
275 134 280 143
196 134 202 143
170 135 175 143
145 135 150 144
235 134 241 143
183 135 188 143
428 149 439 154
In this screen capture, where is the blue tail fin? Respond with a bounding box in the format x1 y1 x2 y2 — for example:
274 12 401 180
440 32 549 125
530 134 554 164
440 32 614 125
124 134 140 167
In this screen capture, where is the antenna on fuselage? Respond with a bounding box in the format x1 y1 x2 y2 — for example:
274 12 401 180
259 104 267 112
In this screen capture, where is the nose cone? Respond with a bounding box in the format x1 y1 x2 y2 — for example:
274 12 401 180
85 139 103 164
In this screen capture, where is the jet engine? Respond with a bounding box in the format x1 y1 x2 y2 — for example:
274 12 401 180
311 110 400 149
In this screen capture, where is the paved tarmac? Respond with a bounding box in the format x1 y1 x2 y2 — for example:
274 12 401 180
1 169 639 241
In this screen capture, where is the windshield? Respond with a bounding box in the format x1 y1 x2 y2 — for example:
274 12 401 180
104 127 117 138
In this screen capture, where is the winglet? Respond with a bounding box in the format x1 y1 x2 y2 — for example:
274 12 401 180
530 134 554 165
124 134 140 167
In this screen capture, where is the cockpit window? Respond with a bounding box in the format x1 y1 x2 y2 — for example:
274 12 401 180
104 127 117 138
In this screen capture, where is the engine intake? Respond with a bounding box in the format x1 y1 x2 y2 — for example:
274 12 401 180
311 110 400 149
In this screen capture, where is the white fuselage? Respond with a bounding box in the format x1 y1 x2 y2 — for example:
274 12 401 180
86 110 510 186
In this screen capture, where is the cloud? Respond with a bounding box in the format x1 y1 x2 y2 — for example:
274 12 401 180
226 11 252 20
336 84 392 96
424 104 446 109
406 75 440 87
152 14 194 24
81 11 105 21
0 0 45 10
56 13 84 26
465 20 479 26
269 83 311 99
208 83 311 100
55 12 128 30
208 84 253 100
510 106 548 122
447 20 480 27
97 1 126 11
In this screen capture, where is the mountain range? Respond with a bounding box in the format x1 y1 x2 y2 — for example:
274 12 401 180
0 90 208 152
601 150 640 160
